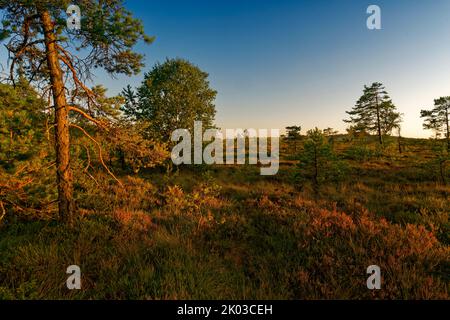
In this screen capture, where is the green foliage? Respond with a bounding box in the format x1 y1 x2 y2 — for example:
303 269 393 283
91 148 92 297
426 140 449 185
295 128 346 189
120 85 138 120
72 85 124 121
0 82 56 221
67 85 169 174
0 6 448 300
121 58 217 141
0 0 153 78
285 125 301 139
421 97 450 151
343 144 374 162
345 82 401 144
0 81 46 170
284 125 302 159
322 127 338 136
0 0 155 222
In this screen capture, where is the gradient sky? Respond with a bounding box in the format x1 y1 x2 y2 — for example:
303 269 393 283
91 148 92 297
5 0 450 138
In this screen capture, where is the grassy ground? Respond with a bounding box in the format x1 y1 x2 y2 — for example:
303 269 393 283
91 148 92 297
0 137 448 299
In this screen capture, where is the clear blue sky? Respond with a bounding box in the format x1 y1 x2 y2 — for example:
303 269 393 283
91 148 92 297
7 0 450 138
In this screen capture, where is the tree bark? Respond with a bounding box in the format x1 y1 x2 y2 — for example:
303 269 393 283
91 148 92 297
41 11 75 224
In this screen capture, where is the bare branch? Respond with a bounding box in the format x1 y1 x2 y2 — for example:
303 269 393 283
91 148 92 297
68 105 108 130
69 124 123 187
57 44 99 108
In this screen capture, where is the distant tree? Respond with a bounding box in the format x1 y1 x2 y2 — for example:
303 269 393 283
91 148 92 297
285 125 302 153
120 85 139 120
323 127 338 136
421 97 450 151
295 128 345 193
345 82 401 145
0 1 153 224
392 114 404 154
345 126 367 143
425 140 449 185
72 85 123 121
122 58 217 142
286 126 302 139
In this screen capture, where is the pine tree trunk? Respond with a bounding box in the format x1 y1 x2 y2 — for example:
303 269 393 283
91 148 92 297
41 11 75 224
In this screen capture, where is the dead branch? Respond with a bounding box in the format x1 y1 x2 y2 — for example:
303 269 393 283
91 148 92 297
72 143 100 187
70 124 123 187
68 105 108 130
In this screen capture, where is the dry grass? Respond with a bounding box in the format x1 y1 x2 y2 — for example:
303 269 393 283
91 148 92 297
0 137 448 299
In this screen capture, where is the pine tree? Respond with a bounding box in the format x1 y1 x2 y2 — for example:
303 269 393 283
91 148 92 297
345 82 401 145
421 97 450 151
323 127 339 150
0 1 153 224
286 126 302 139
285 125 301 153
120 85 139 120
123 58 217 142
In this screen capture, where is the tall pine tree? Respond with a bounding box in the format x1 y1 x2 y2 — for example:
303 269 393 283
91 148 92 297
0 1 153 224
345 82 401 145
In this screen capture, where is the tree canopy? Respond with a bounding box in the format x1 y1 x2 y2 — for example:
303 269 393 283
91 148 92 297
286 126 302 139
345 82 401 145
122 58 217 142
0 0 153 223
295 128 345 192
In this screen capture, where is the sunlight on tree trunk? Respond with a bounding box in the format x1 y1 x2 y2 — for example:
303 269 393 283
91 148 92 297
41 10 74 224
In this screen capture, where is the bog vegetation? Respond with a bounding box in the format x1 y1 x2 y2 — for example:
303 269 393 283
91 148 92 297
0 1 449 299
